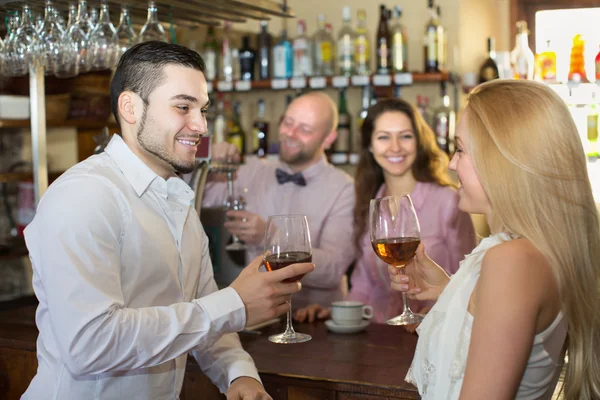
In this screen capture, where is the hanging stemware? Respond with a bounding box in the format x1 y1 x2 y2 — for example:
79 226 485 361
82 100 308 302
137 1 168 44
88 0 117 70
38 0 64 76
112 6 137 67
5 4 40 77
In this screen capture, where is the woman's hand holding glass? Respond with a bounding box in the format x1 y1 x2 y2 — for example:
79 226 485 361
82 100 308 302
388 243 450 302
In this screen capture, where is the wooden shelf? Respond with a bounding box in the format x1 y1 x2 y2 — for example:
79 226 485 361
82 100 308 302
0 171 65 184
208 71 450 93
0 119 118 130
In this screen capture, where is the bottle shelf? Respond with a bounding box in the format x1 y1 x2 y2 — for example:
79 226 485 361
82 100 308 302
207 71 449 93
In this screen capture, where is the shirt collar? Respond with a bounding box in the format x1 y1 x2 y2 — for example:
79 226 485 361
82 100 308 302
278 155 328 182
104 134 158 197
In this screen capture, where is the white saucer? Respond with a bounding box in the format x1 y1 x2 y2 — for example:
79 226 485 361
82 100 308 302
325 319 370 334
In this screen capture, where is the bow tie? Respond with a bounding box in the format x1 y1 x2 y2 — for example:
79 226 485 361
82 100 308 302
275 168 307 186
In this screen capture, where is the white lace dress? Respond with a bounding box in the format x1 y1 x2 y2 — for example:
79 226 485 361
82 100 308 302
406 233 566 399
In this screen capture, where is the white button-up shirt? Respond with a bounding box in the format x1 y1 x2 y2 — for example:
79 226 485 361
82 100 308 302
22 135 259 400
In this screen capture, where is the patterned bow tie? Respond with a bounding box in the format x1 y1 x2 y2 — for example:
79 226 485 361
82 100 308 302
275 168 307 186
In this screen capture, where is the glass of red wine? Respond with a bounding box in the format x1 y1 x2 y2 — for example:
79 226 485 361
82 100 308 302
370 195 423 326
263 214 312 344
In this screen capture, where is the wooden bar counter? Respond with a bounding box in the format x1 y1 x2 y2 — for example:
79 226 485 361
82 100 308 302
0 301 419 400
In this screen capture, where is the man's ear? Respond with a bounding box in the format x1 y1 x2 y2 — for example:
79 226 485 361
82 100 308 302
323 130 338 150
118 91 138 125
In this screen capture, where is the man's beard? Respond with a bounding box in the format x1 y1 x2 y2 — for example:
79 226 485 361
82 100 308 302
136 107 196 175
279 139 316 166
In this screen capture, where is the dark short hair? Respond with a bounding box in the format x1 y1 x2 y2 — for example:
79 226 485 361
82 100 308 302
110 41 205 127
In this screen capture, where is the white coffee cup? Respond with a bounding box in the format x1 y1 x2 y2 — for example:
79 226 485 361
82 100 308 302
331 301 374 326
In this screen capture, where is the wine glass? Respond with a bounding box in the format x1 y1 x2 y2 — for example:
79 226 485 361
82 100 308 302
370 195 423 326
88 0 117 71
137 1 168 44
264 215 312 344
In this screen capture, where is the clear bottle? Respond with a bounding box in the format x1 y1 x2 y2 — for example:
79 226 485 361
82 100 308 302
354 9 370 76
390 6 408 73
253 99 269 158
510 20 534 80
432 82 455 154
203 26 219 81
257 21 271 80
239 35 256 81
336 6 354 76
138 1 168 44
312 14 334 76
478 37 499 83
112 6 137 68
88 0 116 71
273 28 293 79
436 5 447 71
423 0 439 73
220 21 233 82
293 20 312 77
376 4 391 75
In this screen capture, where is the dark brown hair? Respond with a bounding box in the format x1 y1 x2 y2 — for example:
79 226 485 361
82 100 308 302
353 98 455 248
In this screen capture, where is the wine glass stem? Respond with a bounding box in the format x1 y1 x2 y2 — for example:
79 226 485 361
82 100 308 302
398 266 414 313
283 296 296 336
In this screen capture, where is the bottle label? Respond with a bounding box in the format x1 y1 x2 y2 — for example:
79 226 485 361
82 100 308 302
426 30 437 62
596 60 600 80
320 42 332 63
273 46 287 78
354 37 370 64
588 115 598 141
228 134 244 154
204 50 217 80
337 36 354 74
391 33 406 71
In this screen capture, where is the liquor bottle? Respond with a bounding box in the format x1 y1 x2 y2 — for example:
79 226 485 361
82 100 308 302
423 0 439 73
568 34 588 83
510 21 534 80
416 94 433 128
432 82 455 154
213 94 227 144
354 85 371 154
203 26 219 81
390 6 408 73
478 37 499 83
312 14 334 76
332 88 351 165
436 5 447 72
273 28 293 79
293 19 312 77
253 99 269 158
239 35 256 81
376 4 391 75
595 45 600 82
228 101 246 159
257 20 271 80
336 6 354 76
220 21 233 82
588 93 599 159
535 40 556 83
354 9 370 76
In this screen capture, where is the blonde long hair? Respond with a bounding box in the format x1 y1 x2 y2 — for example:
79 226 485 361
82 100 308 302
466 80 600 399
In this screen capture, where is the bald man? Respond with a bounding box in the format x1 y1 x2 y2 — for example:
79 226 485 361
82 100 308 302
202 92 357 309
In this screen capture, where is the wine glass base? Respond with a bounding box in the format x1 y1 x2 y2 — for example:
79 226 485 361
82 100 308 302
386 312 424 326
225 242 248 251
268 332 312 344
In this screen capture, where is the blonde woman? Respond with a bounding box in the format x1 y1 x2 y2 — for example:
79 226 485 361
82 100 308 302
391 80 600 399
